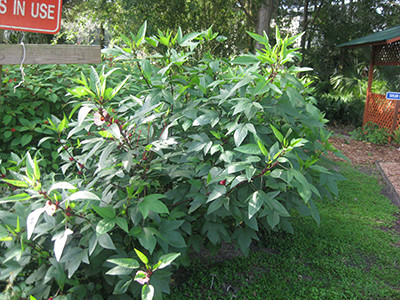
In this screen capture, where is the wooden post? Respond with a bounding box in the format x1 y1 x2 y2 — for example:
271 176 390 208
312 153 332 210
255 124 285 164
363 46 376 127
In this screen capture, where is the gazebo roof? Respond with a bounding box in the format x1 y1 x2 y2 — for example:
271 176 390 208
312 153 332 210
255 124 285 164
339 25 400 48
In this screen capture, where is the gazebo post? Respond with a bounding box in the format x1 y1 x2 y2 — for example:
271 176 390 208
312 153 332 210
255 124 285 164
363 46 376 128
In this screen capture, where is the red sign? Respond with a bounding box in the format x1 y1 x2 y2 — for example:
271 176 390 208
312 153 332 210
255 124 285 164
0 0 62 34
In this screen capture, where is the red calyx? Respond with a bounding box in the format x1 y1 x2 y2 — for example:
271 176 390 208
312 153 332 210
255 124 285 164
219 180 226 186
10 128 16 132
69 157 74 162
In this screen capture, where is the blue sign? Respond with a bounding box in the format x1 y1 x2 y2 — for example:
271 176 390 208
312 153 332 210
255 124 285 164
386 92 400 100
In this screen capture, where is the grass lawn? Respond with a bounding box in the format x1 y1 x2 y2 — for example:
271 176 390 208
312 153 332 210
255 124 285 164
168 163 400 299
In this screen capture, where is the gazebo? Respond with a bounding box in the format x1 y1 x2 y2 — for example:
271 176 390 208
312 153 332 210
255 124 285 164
339 25 400 135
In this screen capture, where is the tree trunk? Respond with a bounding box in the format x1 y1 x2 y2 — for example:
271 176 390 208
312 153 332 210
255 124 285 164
300 0 309 54
255 0 276 50
100 21 105 49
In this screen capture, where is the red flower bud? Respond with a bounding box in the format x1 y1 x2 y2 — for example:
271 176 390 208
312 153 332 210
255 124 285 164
219 180 226 186
44 120 49 124
69 157 74 162
79 163 84 168
10 128 16 132
78 171 82 175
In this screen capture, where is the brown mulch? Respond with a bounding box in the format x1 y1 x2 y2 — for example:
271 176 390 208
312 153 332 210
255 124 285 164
329 136 400 165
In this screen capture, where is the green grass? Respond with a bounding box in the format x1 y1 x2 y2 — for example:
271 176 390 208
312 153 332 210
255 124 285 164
168 164 400 299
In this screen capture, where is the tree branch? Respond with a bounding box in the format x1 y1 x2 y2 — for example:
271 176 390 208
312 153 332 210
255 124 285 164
237 0 256 25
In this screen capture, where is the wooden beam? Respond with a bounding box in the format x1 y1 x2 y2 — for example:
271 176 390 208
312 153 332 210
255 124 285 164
0 44 101 65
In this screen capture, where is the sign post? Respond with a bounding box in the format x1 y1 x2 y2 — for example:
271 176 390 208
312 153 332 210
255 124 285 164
0 29 3 91
386 92 400 141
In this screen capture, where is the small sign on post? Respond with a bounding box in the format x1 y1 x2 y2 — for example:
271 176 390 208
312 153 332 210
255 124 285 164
0 0 63 34
386 92 400 100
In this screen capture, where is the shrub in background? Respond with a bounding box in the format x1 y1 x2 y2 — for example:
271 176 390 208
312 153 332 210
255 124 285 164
0 24 344 299
351 121 391 145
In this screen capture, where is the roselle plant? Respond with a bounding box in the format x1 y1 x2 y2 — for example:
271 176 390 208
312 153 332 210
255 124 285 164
0 24 344 299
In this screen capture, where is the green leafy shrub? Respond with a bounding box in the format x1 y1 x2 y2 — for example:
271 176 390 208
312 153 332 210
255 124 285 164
351 122 391 145
0 25 343 299
0 64 90 170
390 127 400 146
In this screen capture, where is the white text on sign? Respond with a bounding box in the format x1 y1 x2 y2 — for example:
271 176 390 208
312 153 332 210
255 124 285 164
0 0 56 20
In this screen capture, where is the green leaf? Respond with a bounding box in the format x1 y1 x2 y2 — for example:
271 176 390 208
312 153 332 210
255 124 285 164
136 21 147 47
92 205 116 219
231 55 259 65
270 125 284 143
207 185 226 203
135 248 149 265
142 284 155 300
248 191 263 219
106 266 133 276
267 211 280 229
113 278 133 295
57 114 68 133
107 258 140 269
257 140 270 158
138 194 169 219
21 134 33 147
138 227 157 254
53 228 74 261
234 144 261 155
98 130 113 138
267 199 290 217
156 253 181 270
247 31 268 45
115 217 129 233
164 230 187 248
309 199 320 225
27 207 45 239
292 169 312 202
78 106 92 126
96 219 115 235
69 191 100 201
2 179 28 188
234 125 248 147
48 182 76 193
98 233 116 250
3 115 12 125
0 193 31 203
